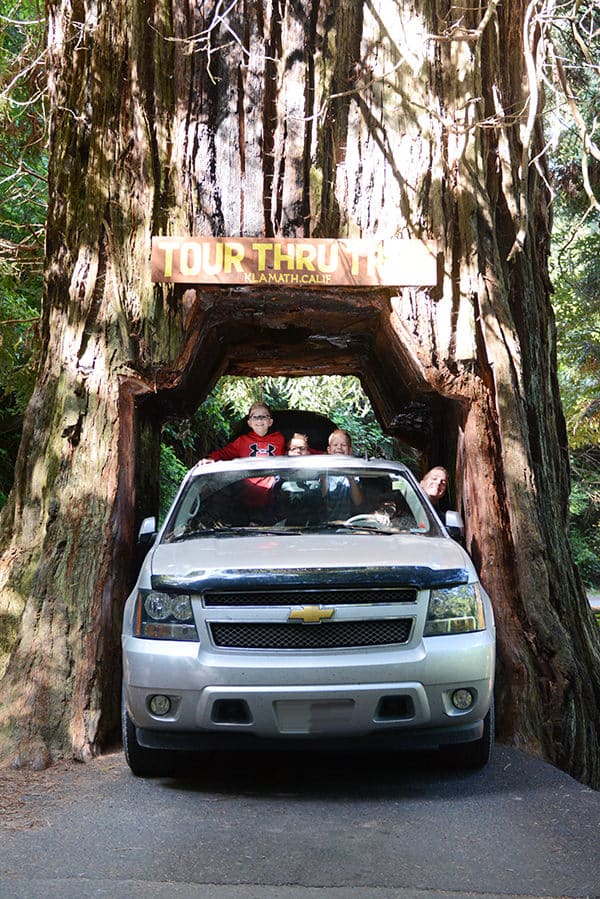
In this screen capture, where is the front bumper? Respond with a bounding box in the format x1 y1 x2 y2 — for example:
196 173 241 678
122 631 494 751
135 720 485 752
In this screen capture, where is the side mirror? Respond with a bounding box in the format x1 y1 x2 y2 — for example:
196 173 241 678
445 510 464 542
137 516 157 546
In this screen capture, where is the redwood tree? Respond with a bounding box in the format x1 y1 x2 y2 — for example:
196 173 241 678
1 0 599 785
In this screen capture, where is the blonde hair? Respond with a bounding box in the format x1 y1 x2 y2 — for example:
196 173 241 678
421 466 448 486
248 401 272 417
287 432 310 450
328 428 352 447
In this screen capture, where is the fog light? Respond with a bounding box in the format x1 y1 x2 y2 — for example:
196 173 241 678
149 694 172 716
451 689 474 710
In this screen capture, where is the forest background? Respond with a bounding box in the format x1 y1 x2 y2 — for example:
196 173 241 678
0 1 598 588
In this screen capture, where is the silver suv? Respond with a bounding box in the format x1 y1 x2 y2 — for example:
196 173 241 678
122 456 495 776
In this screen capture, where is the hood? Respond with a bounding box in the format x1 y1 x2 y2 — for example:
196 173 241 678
148 532 475 592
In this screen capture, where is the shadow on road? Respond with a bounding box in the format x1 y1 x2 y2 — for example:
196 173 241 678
156 744 514 802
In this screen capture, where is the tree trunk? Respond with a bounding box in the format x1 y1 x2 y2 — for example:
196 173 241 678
1 0 599 785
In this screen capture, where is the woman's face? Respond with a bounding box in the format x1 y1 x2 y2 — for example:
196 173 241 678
422 469 447 502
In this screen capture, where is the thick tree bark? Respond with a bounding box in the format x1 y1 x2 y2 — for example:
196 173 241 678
1 0 599 785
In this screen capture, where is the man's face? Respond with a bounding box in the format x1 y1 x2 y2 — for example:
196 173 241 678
328 432 352 455
248 408 272 437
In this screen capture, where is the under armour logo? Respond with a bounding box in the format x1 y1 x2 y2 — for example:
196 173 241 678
249 443 276 457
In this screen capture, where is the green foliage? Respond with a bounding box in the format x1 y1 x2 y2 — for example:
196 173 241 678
546 1 600 215
566 449 600 589
543 3 600 590
0 276 39 399
0 1 47 264
0 3 45 508
159 444 188 523
546 1 600 449
555 189 600 604
0 262 41 511
569 525 600 589
550 223 600 450
161 394 232 468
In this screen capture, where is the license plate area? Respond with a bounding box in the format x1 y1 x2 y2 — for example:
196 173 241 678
274 699 355 734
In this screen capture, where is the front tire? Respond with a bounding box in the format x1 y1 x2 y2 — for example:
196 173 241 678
441 696 494 770
122 692 175 777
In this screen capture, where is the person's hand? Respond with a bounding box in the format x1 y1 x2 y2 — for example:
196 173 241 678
193 458 215 469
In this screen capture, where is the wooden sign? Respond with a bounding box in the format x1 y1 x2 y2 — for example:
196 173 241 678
151 237 438 287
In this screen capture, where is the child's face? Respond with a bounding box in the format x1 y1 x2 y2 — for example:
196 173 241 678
248 407 272 436
327 431 352 455
288 439 309 455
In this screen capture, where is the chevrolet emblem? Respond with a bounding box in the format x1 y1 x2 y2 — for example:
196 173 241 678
289 606 334 624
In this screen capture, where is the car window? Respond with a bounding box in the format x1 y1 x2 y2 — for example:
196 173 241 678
160 466 442 540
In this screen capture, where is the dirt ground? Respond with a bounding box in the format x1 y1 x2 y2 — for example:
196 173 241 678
0 749 124 831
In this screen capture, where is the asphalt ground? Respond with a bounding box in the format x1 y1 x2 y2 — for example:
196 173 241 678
1 741 599 899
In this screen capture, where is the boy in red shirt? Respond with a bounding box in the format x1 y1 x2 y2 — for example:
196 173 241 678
198 403 285 516
206 402 285 461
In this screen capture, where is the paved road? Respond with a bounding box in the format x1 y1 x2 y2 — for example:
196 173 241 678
1 742 599 899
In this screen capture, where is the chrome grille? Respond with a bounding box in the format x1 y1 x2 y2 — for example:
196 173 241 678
209 618 413 649
203 588 417 607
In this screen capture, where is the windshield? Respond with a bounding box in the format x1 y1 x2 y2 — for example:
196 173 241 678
161 465 442 541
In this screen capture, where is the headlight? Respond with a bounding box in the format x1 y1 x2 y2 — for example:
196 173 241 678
424 583 486 636
135 590 199 641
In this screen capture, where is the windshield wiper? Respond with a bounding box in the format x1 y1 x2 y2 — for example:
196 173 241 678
299 520 424 534
165 523 428 542
165 527 222 542
166 525 302 541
